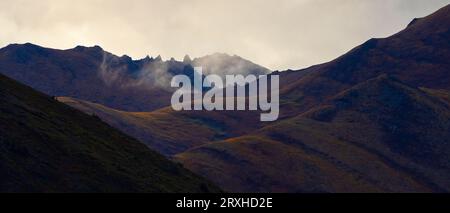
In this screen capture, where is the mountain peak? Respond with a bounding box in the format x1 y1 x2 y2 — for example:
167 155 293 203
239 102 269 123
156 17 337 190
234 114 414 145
400 3 450 34
208 52 232 58
407 18 422 27
183 54 192 63
142 55 152 62
154 55 162 61
3 42 45 51
73 45 104 52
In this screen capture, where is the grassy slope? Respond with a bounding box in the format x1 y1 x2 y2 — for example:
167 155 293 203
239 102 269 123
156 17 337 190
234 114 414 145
176 75 450 192
0 74 220 192
58 97 262 156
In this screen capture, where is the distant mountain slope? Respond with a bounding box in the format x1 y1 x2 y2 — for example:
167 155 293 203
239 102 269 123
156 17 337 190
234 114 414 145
0 43 270 112
0 74 220 192
192 53 270 77
0 43 170 111
277 4 450 118
176 75 450 192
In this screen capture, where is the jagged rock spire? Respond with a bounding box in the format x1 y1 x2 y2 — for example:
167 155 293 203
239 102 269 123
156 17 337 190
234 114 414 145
183 54 192 64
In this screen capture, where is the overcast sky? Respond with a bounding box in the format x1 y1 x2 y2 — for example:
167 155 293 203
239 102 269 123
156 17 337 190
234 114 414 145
0 0 448 70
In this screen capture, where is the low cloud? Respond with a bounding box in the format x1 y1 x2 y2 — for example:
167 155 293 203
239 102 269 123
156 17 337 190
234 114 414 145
98 52 174 91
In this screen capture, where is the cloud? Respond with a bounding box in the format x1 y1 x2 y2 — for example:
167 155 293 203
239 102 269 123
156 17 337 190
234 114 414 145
98 52 174 91
0 0 448 70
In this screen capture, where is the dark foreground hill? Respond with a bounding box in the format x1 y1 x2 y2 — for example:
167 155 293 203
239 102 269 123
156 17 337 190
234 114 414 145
0 74 220 192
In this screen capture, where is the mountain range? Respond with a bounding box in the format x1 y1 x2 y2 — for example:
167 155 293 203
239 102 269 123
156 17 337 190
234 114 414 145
0 44 269 112
0 4 449 192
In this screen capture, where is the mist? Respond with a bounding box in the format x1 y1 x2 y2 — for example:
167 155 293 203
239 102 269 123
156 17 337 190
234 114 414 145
98 52 175 91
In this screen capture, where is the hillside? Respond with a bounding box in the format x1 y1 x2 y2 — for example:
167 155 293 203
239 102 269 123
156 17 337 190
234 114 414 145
277 4 450 118
176 75 450 192
58 97 262 156
0 74 220 192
